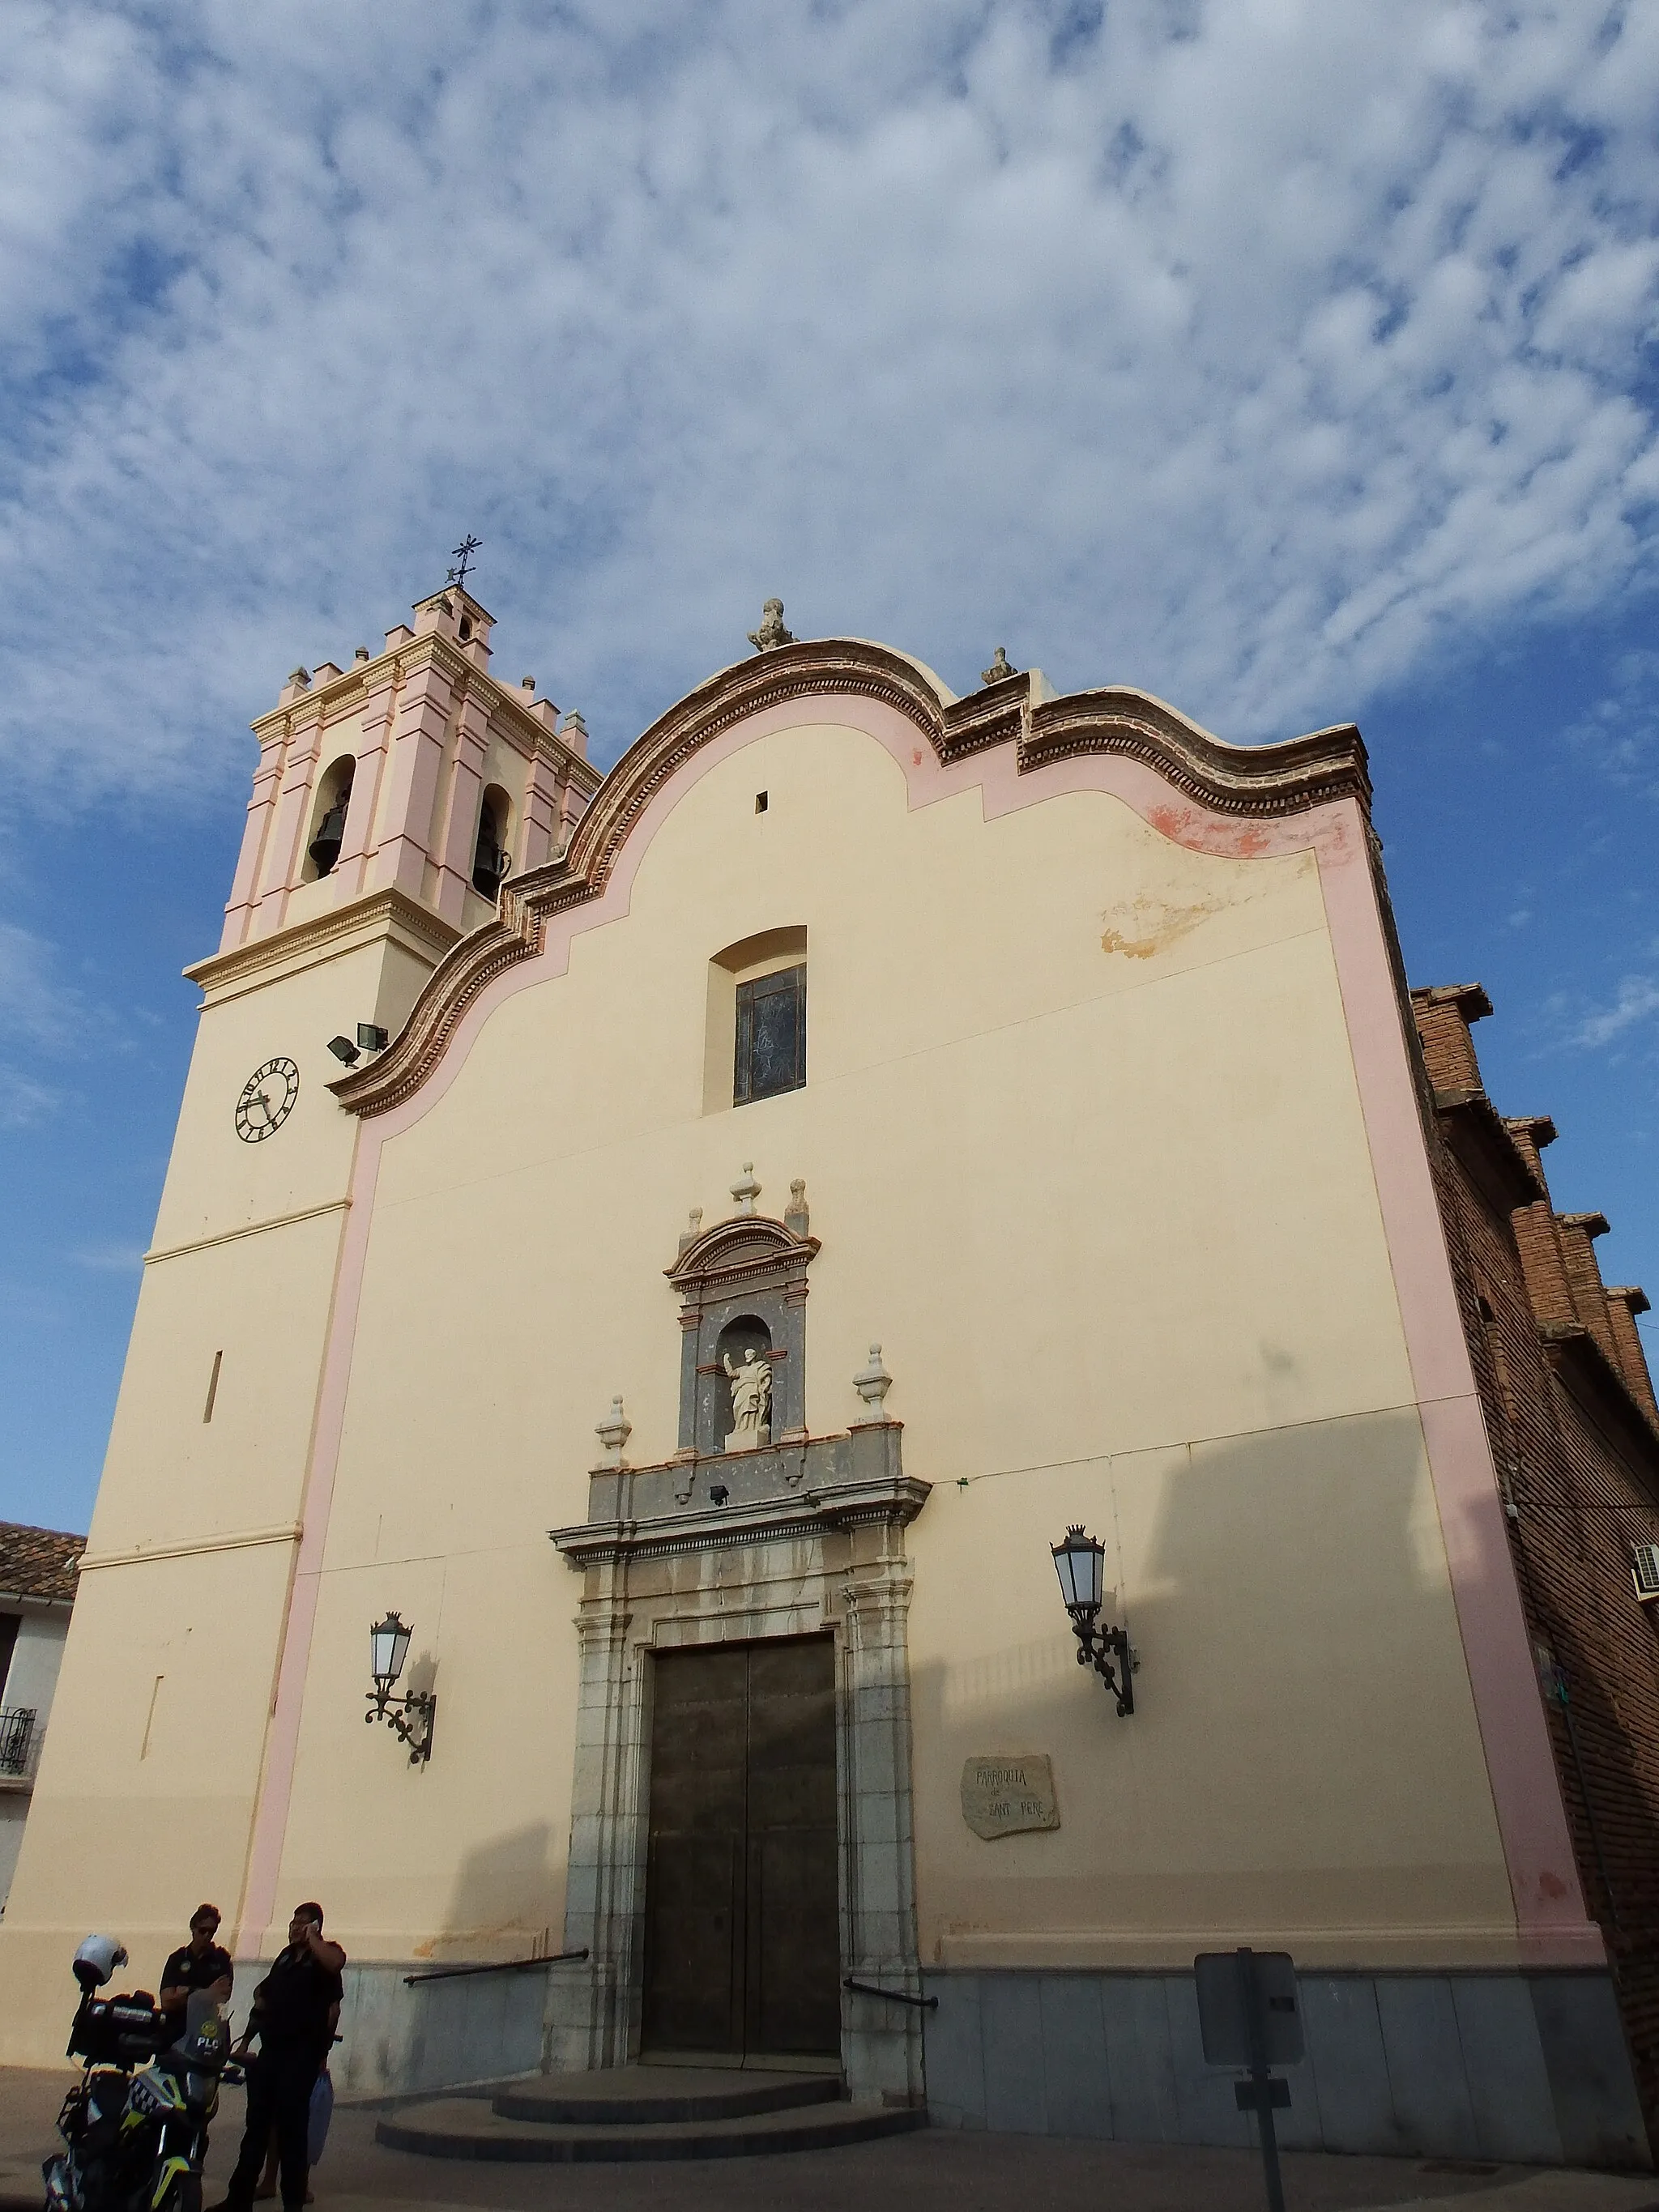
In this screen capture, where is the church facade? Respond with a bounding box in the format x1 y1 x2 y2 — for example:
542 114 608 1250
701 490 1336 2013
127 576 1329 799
3 585 1657 2167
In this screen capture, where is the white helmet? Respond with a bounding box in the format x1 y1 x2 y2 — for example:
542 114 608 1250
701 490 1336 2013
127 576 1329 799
72 1935 127 1988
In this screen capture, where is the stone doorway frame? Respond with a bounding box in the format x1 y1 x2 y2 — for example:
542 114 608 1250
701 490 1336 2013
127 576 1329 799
548 1421 928 2107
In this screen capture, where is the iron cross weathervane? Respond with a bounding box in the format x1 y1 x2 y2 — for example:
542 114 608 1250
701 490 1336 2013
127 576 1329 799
446 535 482 593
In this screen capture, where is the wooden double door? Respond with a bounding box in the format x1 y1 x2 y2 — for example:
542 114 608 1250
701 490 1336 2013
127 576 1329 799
642 1637 841 2059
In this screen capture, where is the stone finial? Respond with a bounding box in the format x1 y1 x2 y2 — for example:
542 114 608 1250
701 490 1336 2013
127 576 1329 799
677 1205 704 1257
785 1178 810 1237
353 645 370 663
288 667 312 689
748 599 796 653
595 1396 632 1468
980 647 1019 685
521 674 536 693
851 1343 893 1425
731 1162 761 1217
560 711 589 758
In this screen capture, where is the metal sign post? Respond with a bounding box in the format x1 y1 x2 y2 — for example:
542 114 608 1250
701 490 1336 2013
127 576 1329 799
1195 1948 1301 2212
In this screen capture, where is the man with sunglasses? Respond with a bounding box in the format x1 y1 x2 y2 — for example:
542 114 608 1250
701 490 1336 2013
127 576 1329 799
159 1904 234 2043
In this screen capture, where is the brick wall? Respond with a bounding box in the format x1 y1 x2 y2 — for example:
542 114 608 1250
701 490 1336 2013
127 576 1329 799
1411 986 1659 2142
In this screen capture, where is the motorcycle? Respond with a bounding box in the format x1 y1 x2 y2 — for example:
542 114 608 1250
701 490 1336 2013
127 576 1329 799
45 1937 243 2212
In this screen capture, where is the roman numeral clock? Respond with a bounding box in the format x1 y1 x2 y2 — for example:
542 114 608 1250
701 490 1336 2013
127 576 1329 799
234 1056 300 1142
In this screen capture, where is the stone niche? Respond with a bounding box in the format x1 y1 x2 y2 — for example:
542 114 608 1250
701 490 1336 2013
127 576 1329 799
667 1187 817 1455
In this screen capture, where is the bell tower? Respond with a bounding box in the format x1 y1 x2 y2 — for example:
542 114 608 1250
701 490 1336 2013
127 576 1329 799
0 587 600 2048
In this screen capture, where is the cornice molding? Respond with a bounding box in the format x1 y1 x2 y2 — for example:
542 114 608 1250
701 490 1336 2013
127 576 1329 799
552 1426 924 1566
145 1196 351 1267
79 1522 303 1574
1540 1323 1659 1477
186 888 462 997
1025 692 1371 816
665 1212 820 1294
331 638 1372 1121
1432 1087 1545 1212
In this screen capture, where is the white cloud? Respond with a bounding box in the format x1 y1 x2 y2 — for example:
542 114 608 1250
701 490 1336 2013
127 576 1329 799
0 1068 64 1131
0 918 118 1121
1567 646 1659 791
70 1242 145 1273
1573 975 1659 1051
0 921 68 1051
1 0 1657 803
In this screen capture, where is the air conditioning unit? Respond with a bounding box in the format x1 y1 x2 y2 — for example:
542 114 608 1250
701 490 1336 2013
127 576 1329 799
1631 1545 1659 1601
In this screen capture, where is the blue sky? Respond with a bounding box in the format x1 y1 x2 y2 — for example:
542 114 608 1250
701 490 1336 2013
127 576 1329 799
2 0 1657 1531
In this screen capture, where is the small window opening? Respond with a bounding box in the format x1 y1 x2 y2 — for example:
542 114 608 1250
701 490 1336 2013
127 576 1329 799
458 615 474 642
140 1675 164 1761
755 791 769 813
735 964 805 1105
305 760 355 880
203 1349 223 1424
472 790 511 897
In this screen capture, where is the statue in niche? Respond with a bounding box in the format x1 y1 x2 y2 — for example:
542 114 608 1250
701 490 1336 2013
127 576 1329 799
723 1347 773 1451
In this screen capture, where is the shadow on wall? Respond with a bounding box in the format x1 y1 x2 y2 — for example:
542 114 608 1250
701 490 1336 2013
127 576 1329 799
913 1401 1649 2164
919 1404 1499 1945
333 1820 569 2097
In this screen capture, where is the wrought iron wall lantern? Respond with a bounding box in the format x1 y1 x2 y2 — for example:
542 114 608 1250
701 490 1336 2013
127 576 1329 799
1051 1525 1138 1717
366 1612 436 1764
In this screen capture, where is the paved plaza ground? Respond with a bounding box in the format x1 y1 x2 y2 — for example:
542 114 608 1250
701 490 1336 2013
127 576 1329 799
2 2067 1657 2212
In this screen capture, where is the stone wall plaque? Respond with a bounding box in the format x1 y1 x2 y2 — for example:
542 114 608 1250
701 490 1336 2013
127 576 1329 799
961 1754 1060 1840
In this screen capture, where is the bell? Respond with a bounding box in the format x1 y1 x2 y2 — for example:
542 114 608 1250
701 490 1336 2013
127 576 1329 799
471 808 507 897
308 789 350 877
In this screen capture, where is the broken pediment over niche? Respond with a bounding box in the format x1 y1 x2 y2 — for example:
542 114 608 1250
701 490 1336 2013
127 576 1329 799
666 1167 819 1457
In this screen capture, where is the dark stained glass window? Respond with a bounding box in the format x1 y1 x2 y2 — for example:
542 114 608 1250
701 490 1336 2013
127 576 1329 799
734 965 806 1105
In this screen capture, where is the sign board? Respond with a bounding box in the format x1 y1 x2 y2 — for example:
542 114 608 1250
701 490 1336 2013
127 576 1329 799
960 1755 1060 1840
1195 1950 1303 2068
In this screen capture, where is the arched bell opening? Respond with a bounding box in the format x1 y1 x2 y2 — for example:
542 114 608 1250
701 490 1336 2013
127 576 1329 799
305 757 356 880
472 786 513 898
714 1315 773 1451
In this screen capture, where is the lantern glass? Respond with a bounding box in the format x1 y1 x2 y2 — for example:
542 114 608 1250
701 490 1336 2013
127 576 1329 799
370 1611 412 1690
1051 1527 1104 1617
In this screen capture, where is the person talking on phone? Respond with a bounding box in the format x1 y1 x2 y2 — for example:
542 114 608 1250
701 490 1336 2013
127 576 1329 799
211 1903 343 2212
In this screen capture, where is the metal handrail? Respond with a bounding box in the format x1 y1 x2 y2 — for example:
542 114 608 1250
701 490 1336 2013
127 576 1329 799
842 1976 937 2010
0 1707 36 1778
403 1948 588 1986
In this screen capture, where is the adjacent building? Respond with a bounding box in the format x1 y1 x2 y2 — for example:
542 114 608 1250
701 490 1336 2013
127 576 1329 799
2 586 1656 2169
0 1524 84 1910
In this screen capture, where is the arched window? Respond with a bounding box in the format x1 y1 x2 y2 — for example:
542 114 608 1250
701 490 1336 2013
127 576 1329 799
305 758 355 880
472 787 512 897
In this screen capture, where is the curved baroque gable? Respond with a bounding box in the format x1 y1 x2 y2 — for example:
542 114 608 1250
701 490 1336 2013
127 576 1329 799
331 637 1370 1119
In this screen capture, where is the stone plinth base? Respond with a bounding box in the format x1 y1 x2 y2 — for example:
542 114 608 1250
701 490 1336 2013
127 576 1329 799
921 1966 1649 2169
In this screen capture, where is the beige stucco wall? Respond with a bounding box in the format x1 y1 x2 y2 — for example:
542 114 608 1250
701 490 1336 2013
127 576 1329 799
0 701 1519 2064
267 712 1512 1973
0 924 440 2060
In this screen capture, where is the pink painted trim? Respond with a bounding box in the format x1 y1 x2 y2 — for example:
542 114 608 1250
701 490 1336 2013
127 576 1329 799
1317 841 1599 1963
240 692 1597 1963
236 1137 382 1953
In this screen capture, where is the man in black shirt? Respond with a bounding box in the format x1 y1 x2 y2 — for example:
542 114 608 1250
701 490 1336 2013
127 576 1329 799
212 1903 344 2212
159 1904 234 2044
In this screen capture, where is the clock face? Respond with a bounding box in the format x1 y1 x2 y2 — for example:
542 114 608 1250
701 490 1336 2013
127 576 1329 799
235 1057 301 1143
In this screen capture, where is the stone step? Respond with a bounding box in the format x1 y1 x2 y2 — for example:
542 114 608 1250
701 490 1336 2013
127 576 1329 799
492 2065 842 2125
376 2094 924 2163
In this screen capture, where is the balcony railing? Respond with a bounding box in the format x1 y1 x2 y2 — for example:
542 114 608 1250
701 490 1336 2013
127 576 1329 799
0 1707 37 1778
